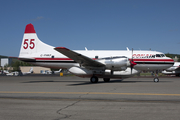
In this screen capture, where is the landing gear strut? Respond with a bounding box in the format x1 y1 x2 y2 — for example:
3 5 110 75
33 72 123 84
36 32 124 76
90 76 98 83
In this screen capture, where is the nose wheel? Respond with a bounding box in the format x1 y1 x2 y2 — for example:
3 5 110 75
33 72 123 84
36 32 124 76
152 71 160 83
154 77 159 82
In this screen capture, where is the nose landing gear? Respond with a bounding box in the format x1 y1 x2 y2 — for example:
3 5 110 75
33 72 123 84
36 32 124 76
154 77 159 82
152 71 159 83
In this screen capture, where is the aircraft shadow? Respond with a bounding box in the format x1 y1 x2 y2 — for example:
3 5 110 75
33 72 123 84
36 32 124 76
22 79 172 85
67 80 154 86
22 80 85 83
68 79 173 86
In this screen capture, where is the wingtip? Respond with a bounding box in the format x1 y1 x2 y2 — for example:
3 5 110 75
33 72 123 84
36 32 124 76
24 23 36 33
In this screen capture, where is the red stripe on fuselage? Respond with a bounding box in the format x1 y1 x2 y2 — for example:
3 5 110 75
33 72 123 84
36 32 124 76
131 59 174 62
34 58 174 62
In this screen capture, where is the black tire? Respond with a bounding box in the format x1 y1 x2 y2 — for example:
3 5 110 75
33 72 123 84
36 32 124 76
154 77 159 82
103 78 110 82
90 76 98 83
176 74 180 77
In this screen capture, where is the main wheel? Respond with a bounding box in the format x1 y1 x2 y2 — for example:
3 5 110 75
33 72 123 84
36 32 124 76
154 77 159 82
176 74 180 77
103 78 110 82
90 76 98 83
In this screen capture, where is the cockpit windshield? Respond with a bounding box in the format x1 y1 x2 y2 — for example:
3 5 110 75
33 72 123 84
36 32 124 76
155 54 166 58
160 54 166 57
156 54 161 57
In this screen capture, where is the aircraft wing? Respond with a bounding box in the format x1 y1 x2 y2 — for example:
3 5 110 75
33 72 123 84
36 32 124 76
54 47 105 68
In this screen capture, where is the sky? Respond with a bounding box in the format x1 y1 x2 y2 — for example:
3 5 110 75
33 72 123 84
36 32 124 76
0 0 180 57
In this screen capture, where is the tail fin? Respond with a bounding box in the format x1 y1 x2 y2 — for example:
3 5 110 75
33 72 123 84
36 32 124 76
29 67 33 73
19 23 54 58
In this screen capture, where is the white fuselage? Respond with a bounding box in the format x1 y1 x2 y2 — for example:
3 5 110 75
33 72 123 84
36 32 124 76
21 49 174 71
19 23 174 79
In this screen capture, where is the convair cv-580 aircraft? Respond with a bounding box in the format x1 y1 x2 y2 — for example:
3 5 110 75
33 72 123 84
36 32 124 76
18 24 174 83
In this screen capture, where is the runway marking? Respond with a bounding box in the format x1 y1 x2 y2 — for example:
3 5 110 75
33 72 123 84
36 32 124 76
0 91 180 96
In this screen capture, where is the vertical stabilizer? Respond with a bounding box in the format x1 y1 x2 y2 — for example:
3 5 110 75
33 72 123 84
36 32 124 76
19 23 54 58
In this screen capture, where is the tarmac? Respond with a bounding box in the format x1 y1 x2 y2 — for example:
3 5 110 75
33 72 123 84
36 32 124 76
0 75 180 120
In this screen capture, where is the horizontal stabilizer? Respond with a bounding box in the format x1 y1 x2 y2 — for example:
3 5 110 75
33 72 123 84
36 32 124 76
18 57 36 62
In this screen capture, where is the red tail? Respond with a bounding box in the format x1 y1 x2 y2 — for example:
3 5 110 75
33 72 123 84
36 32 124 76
24 23 36 33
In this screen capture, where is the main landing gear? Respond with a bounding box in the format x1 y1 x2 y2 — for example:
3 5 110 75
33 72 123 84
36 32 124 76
90 76 111 83
90 76 98 83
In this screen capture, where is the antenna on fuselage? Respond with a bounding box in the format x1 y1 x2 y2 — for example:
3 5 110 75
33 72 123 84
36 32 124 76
85 47 88 51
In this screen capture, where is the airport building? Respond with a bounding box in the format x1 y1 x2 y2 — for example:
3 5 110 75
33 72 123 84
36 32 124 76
0 58 12 67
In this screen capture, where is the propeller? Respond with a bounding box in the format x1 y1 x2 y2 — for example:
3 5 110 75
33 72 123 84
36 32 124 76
129 48 137 74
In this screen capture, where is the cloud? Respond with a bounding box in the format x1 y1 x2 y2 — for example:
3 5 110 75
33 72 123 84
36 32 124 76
24 16 50 22
32 16 44 21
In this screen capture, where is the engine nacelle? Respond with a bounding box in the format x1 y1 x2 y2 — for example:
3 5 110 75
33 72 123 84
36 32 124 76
68 66 93 76
97 56 130 71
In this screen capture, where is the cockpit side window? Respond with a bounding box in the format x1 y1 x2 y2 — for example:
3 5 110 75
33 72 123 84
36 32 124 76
151 55 155 58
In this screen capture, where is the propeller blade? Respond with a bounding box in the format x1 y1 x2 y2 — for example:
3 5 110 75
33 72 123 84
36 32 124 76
130 48 137 74
132 48 133 61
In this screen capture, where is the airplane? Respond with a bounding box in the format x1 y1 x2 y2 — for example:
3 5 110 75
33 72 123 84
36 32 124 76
6 67 33 76
2 70 9 74
41 69 62 74
18 23 174 83
20 67 33 75
6 71 19 76
162 62 180 76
